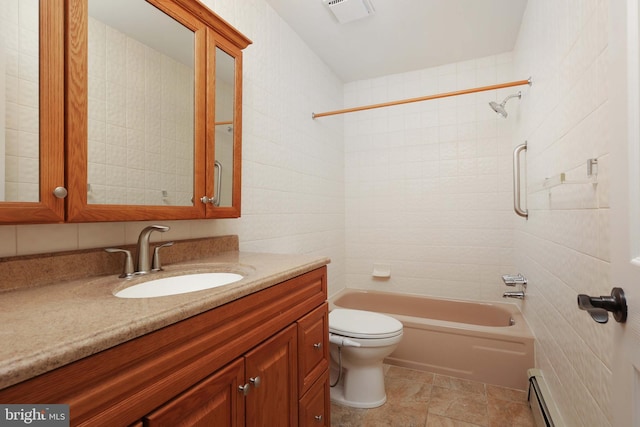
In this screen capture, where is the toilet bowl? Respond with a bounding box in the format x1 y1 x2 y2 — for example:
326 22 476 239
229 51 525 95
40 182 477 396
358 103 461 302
328 308 403 408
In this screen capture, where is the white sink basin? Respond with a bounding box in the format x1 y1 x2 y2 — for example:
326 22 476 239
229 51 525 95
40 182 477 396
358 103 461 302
114 272 244 298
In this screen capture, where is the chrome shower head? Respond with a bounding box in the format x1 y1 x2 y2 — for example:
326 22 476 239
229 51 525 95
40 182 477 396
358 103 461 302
489 101 508 118
489 91 522 118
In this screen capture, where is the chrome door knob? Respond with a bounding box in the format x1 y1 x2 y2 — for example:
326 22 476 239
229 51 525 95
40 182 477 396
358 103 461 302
53 186 68 198
238 383 250 396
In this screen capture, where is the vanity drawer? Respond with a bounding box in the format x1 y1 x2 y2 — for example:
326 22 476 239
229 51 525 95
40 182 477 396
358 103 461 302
297 302 329 396
299 371 329 427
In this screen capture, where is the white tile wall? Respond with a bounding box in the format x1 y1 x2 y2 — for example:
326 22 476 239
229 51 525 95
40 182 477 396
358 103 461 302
343 54 518 302
513 0 611 425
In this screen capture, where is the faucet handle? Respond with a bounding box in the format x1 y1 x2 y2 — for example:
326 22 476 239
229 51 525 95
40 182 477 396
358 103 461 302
152 241 174 271
105 248 135 278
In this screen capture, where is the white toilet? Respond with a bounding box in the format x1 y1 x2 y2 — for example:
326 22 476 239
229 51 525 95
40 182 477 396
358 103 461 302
328 308 403 408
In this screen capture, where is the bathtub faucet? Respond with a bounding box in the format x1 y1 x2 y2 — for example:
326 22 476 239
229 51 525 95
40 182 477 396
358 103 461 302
503 290 525 299
501 273 527 299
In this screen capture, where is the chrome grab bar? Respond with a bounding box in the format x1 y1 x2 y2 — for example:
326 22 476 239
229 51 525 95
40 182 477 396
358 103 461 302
212 160 222 207
513 142 528 218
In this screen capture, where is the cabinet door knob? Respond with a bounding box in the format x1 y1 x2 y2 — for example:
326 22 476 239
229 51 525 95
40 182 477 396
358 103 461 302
314 415 323 421
313 342 322 349
53 186 68 198
238 383 250 396
249 376 261 388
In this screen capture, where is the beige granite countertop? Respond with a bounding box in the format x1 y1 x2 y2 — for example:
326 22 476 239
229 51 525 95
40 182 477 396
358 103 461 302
0 250 329 390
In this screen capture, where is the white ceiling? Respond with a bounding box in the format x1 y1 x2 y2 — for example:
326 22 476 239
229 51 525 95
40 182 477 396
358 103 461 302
265 0 528 82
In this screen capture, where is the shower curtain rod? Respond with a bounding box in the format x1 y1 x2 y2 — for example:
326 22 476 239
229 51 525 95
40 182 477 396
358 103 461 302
311 77 532 119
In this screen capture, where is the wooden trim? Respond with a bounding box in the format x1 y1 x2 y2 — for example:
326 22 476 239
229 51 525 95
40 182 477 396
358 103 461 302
205 28 216 212
312 78 532 119
64 0 89 221
173 0 252 49
39 0 66 221
232 49 243 216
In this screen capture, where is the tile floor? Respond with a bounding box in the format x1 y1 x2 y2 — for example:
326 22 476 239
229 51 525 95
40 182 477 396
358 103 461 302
330 365 535 427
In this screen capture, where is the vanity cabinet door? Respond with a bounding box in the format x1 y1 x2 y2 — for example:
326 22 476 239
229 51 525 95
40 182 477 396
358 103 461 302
144 358 245 427
245 324 298 427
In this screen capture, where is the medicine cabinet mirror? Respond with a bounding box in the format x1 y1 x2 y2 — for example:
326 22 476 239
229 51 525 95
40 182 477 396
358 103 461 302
0 0 65 223
0 0 250 224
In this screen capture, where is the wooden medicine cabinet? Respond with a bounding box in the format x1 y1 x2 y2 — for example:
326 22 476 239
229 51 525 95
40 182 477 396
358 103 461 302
0 0 251 224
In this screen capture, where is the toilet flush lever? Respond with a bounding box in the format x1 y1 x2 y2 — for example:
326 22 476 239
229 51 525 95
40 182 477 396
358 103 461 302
577 287 627 324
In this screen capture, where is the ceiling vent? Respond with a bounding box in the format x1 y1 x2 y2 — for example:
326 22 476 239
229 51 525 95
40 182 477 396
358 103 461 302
323 0 376 24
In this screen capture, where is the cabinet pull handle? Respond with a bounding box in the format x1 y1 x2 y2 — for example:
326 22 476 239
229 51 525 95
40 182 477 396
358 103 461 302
238 383 250 396
200 161 223 206
249 376 261 388
212 160 222 207
314 415 323 422
313 342 322 349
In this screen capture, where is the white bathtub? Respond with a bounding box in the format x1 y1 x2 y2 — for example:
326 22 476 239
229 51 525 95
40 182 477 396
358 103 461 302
330 289 534 390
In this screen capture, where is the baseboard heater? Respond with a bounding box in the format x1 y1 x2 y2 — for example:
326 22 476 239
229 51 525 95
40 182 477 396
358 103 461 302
528 369 563 427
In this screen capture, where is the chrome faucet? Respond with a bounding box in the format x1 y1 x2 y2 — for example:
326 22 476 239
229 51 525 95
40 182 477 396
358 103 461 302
501 273 527 299
135 225 170 274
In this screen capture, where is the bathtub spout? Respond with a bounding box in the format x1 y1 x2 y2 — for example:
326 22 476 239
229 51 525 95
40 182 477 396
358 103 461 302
503 291 525 299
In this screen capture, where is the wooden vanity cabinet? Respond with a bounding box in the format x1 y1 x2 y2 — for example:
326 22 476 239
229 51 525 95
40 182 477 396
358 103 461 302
0 267 329 427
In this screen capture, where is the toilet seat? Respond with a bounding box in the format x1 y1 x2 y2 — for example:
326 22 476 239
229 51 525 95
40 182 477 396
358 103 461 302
329 309 403 339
